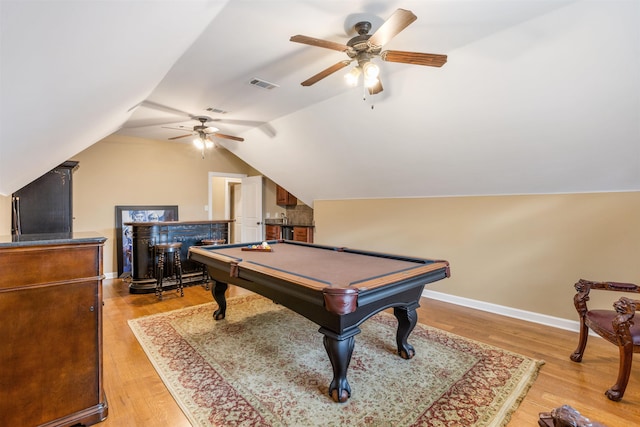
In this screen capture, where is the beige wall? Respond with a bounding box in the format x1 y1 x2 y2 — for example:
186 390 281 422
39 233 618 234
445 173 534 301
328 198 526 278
263 179 286 220
0 196 10 235
2 138 637 323
3 134 259 276
314 192 640 321
78 134 261 274
211 176 229 219
0 135 292 275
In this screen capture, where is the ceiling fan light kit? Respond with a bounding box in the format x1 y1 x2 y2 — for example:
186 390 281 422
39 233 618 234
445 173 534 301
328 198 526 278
193 131 214 159
361 61 380 87
290 8 447 95
344 67 361 86
343 62 379 88
193 136 213 150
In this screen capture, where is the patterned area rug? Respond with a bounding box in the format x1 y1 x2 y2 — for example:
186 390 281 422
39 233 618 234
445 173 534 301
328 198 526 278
129 295 543 426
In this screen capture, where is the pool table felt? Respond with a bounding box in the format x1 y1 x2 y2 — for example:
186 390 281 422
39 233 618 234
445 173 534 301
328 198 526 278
190 242 448 292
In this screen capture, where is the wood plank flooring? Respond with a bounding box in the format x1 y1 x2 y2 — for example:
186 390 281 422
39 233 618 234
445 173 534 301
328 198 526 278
100 279 639 426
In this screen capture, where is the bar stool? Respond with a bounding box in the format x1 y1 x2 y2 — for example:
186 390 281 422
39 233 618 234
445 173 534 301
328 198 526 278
154 242 183 300
199 239 225 290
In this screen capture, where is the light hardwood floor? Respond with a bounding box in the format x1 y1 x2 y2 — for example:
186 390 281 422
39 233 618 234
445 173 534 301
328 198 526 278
100 279 639 426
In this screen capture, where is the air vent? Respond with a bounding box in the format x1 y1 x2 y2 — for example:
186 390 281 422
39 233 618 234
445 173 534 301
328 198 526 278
205 107 227 114
250 78 279 90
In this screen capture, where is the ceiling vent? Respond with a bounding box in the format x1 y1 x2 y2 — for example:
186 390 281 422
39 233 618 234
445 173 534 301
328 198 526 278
250 78 279 90
205 107 227 114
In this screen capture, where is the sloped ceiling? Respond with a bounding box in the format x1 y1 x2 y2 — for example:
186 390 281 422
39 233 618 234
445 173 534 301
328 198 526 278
1 1 638 206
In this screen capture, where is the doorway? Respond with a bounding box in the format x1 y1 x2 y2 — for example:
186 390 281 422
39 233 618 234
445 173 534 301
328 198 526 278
208 172 245 244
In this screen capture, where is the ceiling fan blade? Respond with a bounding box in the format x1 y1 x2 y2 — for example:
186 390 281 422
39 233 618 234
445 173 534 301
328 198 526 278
213 133 244 142
381 50 447 67
124 118 189 129
368 78 384 95
168 134 193 140
162 125 190 131
367 8 417 47
140 100 192 118
301 60 352 86
207 118 266 127
290 35 352 53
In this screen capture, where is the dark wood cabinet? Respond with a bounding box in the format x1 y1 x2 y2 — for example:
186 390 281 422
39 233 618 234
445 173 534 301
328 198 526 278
11 161 78 235
293 226 313 243
0 233 107 426
276 185 297 206
265 224 281 240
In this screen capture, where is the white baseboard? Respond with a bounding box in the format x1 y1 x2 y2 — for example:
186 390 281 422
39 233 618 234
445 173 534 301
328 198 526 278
105 272 118 279
422 289 581 334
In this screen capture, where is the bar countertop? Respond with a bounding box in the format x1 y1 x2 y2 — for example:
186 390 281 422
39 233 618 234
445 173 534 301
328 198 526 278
123 220 234 226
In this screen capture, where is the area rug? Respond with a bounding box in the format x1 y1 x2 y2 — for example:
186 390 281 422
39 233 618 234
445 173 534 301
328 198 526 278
129 294 543 427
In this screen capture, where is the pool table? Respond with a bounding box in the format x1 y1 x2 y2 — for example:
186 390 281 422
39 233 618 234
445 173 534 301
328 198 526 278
188 240 450 402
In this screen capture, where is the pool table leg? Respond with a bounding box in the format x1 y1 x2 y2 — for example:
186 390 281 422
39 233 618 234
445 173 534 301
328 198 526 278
321 328 359 403
211 280 228 320
394 304 418 359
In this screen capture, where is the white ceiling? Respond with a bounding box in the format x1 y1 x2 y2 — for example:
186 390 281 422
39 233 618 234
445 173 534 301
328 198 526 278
1 1 638 206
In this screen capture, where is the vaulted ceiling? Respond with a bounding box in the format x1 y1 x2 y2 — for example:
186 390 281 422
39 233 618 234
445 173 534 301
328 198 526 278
1 1 638 206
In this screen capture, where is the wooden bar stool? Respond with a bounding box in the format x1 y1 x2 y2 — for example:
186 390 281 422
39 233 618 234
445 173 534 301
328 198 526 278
199 239 225 290
154 242 183 300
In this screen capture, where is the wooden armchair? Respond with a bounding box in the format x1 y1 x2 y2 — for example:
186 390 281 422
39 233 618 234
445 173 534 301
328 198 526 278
570 278 640 401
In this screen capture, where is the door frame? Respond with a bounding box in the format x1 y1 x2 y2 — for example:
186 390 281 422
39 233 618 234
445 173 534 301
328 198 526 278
207 172 247 221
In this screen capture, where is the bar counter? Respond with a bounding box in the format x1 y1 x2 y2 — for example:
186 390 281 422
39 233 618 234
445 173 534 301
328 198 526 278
124 220 233 293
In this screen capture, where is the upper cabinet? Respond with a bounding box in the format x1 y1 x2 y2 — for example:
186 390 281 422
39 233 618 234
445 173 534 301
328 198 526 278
276 185 297 206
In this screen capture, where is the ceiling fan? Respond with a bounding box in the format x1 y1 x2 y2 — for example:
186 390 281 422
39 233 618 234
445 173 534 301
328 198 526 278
124 100 276 137
163 116 244 142
290 8 447 95
163 116 244 159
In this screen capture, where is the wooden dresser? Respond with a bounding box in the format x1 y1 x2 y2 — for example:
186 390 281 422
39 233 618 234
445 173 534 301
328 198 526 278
0 233 107 426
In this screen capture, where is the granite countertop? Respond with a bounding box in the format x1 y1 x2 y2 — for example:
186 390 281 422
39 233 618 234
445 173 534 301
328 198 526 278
264 220 313 227
264 218 284 225
0 232 107 248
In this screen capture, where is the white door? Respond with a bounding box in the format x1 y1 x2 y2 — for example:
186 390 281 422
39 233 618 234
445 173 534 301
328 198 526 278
240 175 263 242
